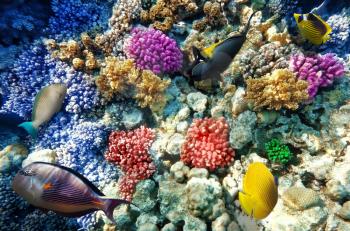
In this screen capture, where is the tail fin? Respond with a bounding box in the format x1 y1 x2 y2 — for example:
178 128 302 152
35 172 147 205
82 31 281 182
102 198 131 223
18 121 37 139
242 11 259 36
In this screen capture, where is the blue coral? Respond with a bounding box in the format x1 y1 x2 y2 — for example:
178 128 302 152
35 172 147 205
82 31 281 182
46 0 113 41
0 43 101 118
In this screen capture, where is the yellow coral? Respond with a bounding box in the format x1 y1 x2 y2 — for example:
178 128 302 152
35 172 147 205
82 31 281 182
245 69 309 111
134 70 170 109
96 58 170 111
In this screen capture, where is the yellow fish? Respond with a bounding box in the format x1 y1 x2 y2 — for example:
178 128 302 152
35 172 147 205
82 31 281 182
294 13 332 45
238 162 278 219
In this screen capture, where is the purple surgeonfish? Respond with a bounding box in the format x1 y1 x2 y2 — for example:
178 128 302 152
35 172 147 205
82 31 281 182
12 162 130 222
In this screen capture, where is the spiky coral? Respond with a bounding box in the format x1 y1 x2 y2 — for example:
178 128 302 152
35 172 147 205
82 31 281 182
245 69 309 111
140 0 198 31
96 58 170 109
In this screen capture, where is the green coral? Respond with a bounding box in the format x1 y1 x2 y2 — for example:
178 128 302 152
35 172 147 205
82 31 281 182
264 139 292 164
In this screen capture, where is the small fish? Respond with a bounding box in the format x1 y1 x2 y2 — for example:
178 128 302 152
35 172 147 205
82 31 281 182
187 11 258 82
238 162 278 220
18 83 67 138
0 111 28 138
294 13 332 45
12 162 130 222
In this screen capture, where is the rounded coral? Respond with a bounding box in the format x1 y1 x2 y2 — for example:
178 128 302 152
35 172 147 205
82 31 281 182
181 117 235 171
124 27 183 74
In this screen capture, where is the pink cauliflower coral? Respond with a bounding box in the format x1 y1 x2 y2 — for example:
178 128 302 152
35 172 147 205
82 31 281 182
105 126 156 200
124 27 183 74
290 53 345 99
181 117 235 171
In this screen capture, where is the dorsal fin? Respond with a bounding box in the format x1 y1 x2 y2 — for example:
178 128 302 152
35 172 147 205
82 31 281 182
32 161 105 196
242 11 259 36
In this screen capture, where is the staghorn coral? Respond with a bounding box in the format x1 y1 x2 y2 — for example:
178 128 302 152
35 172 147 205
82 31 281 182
245 69 309 111
193 1 228 31
124 27 183 74
94 0 141 54
96 57 170 110
140 0 199 32
181 117 235 171
290 53 345 99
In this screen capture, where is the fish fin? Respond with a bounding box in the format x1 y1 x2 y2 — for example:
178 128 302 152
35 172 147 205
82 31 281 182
239 191 256 218
101 198 131 223
192 46 208 62
202 40 223 59
54 208 98 218
32 162 105 196
242 11 259 36
18 121 37 139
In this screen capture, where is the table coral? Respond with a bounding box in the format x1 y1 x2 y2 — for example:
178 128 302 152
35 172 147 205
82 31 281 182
105 126 156 200
290 53 345 99
245 68 309 110
140 0 199 32
181 117 235 171
124 27 183 75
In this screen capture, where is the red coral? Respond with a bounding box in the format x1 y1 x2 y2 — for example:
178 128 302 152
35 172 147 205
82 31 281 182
105 126 156 200
181 117 235 171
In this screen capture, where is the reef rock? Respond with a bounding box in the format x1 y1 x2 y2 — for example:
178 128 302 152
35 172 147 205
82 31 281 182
282 186 323 210
22 149 57 167
229 111 257 149
186 92 208 112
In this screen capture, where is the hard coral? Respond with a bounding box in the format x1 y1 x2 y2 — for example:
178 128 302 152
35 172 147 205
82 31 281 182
245 69 309 111
290 53 345 99
140 0 198 32
96 57 170 110
193 1 227 31
124 27 183 75
95 0 141 54
181 117 235 171
105 126 156 200
265 138 292 164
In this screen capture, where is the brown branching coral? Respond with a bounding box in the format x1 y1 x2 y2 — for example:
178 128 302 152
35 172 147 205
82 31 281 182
96 58 170 110
193 1 228 31
44 33 101 72
245 69 309 111
141 0 199 32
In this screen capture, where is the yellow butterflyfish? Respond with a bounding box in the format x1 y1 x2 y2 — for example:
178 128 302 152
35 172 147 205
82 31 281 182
238 162 278 219
294 13 332 45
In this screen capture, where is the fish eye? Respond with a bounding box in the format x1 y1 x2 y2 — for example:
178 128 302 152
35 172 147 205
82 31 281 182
298 15 303 23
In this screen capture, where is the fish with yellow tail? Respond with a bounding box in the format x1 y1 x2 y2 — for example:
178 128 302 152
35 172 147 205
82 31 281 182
12 162 131 222
293 12 332 45
238 162 278 219
185 11 258 82
18 83 67 138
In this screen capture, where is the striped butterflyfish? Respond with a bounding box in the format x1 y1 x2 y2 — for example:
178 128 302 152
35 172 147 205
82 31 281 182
12 162 131 222
238 162 278 219
294 13 332 45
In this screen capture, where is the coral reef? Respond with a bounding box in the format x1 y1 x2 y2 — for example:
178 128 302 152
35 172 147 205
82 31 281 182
105 126 156 200
245 69 309 110
124 27 183 74
193 1 227 31
140 0 199 31
181 117 235 171
290 53 345 99
265 138 293 164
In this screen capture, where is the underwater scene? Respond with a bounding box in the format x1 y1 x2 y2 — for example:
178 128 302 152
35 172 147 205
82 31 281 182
1 0 350 230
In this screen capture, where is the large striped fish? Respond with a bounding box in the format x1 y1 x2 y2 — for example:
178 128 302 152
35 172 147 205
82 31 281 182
12 162 130 222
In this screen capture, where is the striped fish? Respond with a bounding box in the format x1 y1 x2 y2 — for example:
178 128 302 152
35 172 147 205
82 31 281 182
238 162 278 219
12 162 130 222
294 13 332 45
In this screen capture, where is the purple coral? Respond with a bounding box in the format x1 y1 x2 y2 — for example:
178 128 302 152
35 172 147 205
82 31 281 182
124 27 183 74
290 53 345 99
